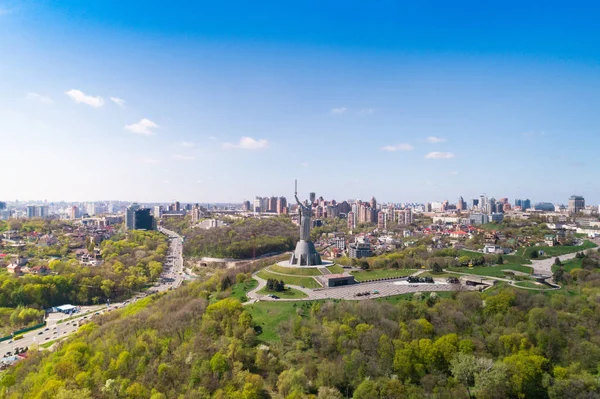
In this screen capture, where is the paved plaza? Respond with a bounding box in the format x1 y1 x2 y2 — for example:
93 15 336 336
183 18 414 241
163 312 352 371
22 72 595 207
245 274 478 303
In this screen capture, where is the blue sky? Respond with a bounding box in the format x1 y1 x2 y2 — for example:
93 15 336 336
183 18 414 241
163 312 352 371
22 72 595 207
1 1 600 204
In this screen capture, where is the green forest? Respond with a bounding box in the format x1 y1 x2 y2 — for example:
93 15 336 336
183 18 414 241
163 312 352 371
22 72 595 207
182 218 298 259
4 249 600 398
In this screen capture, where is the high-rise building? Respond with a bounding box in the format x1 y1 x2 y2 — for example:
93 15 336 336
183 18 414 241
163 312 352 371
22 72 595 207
0 202 6 210
347 211 356 229
377 211 387 229
242 201 251 211
126 204 154 230
338 201 351 215
515 199 531 210
174 201 181 211
126 203 140 229
309 192 316 205
70 206 78 220
26 205 50 219
191 204 202 223
153 205 163 218
370 196 377 210
269 197 278 213
471 199 479 209
568 195 585 214
457 197 465 211
276 197 287 214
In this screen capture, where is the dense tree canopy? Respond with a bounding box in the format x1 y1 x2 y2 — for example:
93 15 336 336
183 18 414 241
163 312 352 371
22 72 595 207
182 217 298 259
4 251 600 398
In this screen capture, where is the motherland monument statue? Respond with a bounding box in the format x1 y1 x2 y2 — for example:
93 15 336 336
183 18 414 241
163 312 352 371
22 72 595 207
288 180 323 266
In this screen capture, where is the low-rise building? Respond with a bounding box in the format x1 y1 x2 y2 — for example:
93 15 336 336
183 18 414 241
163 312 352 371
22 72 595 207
348 242 372 259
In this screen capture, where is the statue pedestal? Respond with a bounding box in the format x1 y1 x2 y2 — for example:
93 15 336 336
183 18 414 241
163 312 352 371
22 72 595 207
277 240 332 268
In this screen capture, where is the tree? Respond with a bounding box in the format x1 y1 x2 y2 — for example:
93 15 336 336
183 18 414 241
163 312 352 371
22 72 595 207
432 263 443 273
317 387 344 399
554 257 562 266
530 249 538 259
353 379 378 399
450 353 478 398
553 266 564 283
497 255 504 265
210 353 229 377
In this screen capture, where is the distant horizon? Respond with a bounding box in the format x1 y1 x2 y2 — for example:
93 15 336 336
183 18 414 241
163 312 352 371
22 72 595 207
1 194 589 207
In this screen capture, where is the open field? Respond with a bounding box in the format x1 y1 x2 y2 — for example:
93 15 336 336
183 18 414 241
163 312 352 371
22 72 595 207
268 264 322 276
517 241 597 258
419 271 462 279
503 254 532 264
231 279 258 302
327 265 344 274
256 270 321 288
376 291 456 305
350 269 417 282
552 258 584 273
448 264 533 278
246 301 324 342
257 287 308 299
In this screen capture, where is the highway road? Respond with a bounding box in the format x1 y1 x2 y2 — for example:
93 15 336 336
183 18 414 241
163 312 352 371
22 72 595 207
2 227 187 357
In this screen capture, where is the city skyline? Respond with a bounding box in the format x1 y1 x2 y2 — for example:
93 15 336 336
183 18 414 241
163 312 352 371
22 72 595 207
2 2 600 203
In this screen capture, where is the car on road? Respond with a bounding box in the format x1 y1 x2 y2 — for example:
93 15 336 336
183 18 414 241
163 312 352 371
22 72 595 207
44 328 49 331
37 331 43 335
7 340 12 344
45 337 49 340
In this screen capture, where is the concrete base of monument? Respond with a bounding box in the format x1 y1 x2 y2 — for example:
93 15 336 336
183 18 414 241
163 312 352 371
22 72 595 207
276 260 335 268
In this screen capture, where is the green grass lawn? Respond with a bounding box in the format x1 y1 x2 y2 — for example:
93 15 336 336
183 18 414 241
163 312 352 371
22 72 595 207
418 271 462 279
247 301 323 342
448 264 533 278
40 336 67 349
257 287 307 299
377 291 456 305
256 270 321 288
230 279 258 302
552 258 584 273
268 264 322 276
327 264 344 274
503 254 532 265
514 281 554 290
350 269 417 282
520 240 597 259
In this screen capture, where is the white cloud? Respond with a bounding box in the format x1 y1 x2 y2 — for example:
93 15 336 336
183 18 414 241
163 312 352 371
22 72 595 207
180 141 195 147
359 108 374 115
138 157 160 164
425 152 455 159
223 136 269 150
110 97 125 107
65 89 104 108
331 107 347 114
173 154 195 160
301 162 309 167
197 180 203 184
26 92 53 105
450 171 459 175
381 143 414 152
125 118 159 136
427 136 446 143
163 180 170 184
